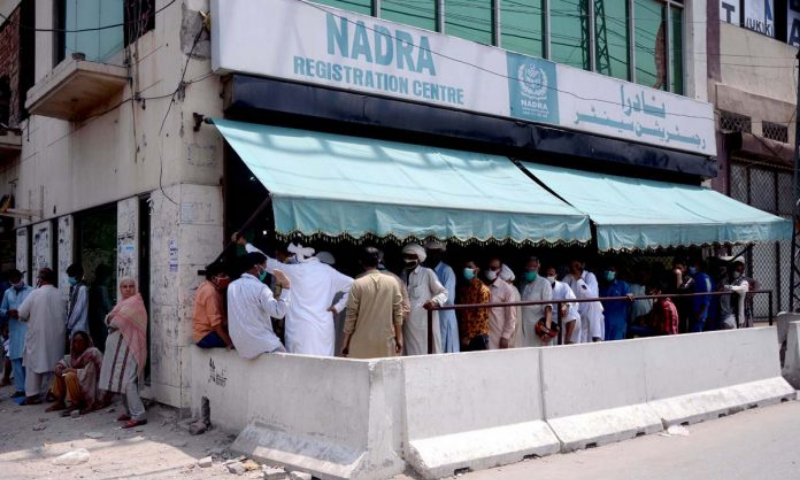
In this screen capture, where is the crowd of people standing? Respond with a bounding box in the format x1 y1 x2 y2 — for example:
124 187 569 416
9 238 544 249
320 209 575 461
0 267 149 429
192 235 759 360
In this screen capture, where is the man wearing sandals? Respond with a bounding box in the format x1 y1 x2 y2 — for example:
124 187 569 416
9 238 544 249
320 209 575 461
18 268 66 405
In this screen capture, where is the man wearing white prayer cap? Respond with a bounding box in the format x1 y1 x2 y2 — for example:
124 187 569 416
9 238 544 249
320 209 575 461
401 243 448 355
424 240 459 354
235 235 353 356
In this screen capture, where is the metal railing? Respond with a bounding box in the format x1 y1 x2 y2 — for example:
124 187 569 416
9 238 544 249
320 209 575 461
425 289 775 354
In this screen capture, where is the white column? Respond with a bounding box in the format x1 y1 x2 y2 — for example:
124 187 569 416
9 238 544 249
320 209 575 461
117 197 140 287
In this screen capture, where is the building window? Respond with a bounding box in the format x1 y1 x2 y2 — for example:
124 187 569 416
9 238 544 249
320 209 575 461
595 0 630 80
634 0 666 90
311 0 685 94
763 121 789 143
719 110 753 134
669 5 683 94
381 0 436 31
500 0 544 58
55 0 156 66
550 0 590 71
313 0 372 16
444 0 493 45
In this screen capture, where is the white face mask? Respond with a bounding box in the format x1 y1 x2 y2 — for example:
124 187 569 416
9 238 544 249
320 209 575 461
485 270 498 281
546 276 556 285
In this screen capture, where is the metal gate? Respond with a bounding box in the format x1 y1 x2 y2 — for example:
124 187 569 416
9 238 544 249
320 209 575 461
730 160 793 318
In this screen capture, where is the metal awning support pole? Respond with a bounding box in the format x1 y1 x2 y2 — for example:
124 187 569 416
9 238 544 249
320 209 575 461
427 308 434 355
209 194 273 267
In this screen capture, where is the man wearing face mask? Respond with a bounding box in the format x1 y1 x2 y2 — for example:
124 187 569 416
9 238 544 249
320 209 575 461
485 257 517 349
66 264 89 340
564 259 604 342
718 259 750 330
687 258 715 332
227 252 291 358
193 262 234 349
235 235 353 356
0 270 33 397
731 259 757 328
599 262 631 341
400 243 448 355
519 257 553 347
458 260 491 351
544 266 581 344
424 241 459 354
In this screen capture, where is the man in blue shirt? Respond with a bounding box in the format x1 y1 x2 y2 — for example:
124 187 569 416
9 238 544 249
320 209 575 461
425 241 459 353
688 258 715 332
0 270 33 397
599 262 631 341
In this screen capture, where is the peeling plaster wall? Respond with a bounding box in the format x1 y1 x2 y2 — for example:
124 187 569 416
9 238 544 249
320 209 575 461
31 221 52 274
148 183 222 408
117 198 140 285
57 216 73 298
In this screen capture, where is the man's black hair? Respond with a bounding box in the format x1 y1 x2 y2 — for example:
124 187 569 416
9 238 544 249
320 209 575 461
360 247 381 268
66 264 84 278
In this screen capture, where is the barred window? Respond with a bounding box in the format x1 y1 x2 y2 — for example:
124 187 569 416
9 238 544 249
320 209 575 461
762 121 789 144
719 110 752 134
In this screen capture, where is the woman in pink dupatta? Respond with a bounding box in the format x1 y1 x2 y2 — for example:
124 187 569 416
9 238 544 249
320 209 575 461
45 330 104 416
98 278 149 429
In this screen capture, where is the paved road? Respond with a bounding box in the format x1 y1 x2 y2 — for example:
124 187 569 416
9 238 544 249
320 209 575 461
459 400 800 480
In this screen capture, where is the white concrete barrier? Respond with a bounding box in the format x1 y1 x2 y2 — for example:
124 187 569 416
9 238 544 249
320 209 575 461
783 321 800 389
191 349 404 480
539 341 663 452
191 326 794 479
644 328 796 427
401 349 559 479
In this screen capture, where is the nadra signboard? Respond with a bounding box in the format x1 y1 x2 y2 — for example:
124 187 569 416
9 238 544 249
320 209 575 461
211 0 715 156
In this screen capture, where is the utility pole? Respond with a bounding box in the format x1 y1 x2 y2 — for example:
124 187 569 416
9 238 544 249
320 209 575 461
790 49 800 312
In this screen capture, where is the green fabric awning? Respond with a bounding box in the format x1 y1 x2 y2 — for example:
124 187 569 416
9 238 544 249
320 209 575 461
213 119 591 245
520 162 793 252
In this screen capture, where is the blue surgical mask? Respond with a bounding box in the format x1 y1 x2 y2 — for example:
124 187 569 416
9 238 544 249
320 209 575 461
463 268 476 281
604 270 616 282
68 277 78 286
12 281 23 290
688 267 697 276
524 271 538 282
258 267 268 282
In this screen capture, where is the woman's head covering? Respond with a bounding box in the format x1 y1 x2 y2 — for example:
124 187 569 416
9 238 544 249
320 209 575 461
402 243 427 263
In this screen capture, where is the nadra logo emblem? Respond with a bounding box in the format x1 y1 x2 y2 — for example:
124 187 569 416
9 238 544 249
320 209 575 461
518 63 548 101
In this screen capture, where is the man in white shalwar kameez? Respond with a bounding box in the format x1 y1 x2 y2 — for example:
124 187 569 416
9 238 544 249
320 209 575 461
237 235 353 356
563 260 604 342
400 244 448 355
19 268 67 404
545 267 582 344
519 257 553 347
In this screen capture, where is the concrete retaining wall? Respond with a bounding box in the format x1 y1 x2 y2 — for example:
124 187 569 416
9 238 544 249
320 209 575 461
540 340 662 452
783 321 800 389
191 349 404 480
191 327 794 480
402 349 559 479
644 329 795 427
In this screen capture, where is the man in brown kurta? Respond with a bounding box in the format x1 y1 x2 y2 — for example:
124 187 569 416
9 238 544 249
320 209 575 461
342 247 404 359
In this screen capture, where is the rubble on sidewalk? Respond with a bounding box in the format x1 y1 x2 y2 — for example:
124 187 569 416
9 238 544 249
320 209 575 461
262 466 288 480
289 472 312 480
52 448 91 466
197 456 213 468
227 461 247 475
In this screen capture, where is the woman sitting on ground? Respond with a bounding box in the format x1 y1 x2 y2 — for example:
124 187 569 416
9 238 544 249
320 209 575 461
98 278 149 429
45 330 104 416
